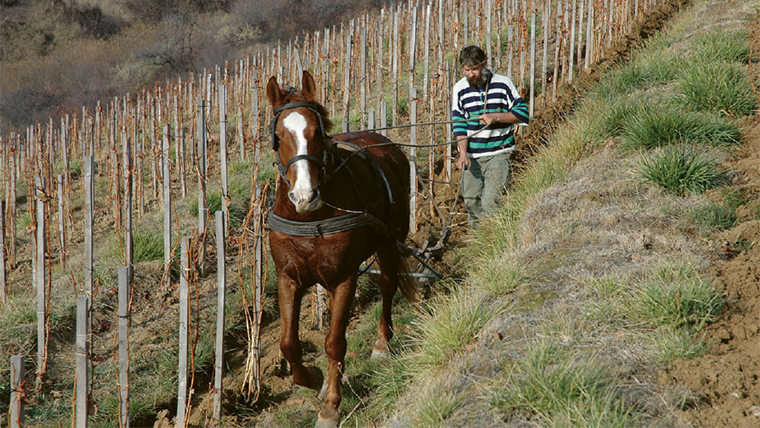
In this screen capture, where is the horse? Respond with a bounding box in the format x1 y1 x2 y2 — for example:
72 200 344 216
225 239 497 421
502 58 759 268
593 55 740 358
266 70 417 428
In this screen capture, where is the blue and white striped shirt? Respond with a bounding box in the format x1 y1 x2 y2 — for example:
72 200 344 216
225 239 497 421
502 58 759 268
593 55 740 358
452 71 530 158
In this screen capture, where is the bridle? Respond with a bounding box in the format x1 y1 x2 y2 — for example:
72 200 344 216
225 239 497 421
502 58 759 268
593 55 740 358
270 98 332 189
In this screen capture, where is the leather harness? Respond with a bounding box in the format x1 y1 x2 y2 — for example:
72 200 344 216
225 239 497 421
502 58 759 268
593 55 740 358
268 101 397 238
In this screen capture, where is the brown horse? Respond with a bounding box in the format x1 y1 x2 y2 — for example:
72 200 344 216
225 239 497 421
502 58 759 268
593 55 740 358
266 70 416 428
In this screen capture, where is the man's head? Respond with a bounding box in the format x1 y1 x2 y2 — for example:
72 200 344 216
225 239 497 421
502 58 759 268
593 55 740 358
459 45 489 88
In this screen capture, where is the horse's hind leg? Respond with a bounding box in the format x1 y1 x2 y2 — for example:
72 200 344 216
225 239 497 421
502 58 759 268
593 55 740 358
318 275 357 428
278 275 323 390
372 244 402 359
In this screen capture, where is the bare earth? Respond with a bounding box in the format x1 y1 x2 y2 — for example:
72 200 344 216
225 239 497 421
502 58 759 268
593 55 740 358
656 11 760 428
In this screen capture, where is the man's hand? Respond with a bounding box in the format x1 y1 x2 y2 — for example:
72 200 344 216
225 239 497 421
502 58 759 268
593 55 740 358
480 111 521 126
456 151 469 171
479 112 504 126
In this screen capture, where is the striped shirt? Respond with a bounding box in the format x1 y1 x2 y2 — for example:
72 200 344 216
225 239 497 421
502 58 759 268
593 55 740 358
452 71 530 158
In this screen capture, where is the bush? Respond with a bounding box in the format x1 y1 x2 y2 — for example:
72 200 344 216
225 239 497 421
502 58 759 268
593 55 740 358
70 5 123 39
637 145 724 196
123 0 231 23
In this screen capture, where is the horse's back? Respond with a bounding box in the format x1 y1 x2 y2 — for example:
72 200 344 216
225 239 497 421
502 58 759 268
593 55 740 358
333 132 408 164
332 131 410 185
333 131 410 239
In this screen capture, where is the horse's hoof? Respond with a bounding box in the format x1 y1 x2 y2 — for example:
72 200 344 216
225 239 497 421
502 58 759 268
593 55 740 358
371 349 390 361
314 416 340 428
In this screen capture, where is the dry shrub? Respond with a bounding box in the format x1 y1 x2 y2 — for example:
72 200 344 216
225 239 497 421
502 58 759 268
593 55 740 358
69 4 125 39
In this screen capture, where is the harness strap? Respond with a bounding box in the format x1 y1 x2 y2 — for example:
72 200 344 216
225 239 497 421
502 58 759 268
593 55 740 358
327 141 396 206
277 152 326 184
268 211 386 237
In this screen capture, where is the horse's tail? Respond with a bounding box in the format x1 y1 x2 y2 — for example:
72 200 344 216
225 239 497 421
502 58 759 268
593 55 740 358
389 240 419 304
396 251 419 304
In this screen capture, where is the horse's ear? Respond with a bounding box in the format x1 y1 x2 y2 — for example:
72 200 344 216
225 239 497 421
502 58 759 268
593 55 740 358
301 70 317 102
266 76 282 107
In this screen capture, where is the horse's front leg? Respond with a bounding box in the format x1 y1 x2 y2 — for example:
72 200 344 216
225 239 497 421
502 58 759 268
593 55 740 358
316 274 357 428
278 274 324 390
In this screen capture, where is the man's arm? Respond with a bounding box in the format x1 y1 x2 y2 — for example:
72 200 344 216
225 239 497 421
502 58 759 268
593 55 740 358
455 135 469 170
478 111 523 126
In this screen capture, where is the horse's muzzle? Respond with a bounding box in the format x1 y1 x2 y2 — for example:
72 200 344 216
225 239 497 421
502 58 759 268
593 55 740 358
289 188 322 213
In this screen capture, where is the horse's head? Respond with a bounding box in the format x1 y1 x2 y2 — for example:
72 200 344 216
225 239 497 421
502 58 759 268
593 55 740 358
266 70 334 213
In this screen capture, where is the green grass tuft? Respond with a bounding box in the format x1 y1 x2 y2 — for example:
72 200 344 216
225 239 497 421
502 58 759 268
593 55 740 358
412 390 464 427
636 144 725 196
690 29 750 64
688 201 737 231
491 341 631 425
633 264 724 330
413 290 499 371
620 104 741 150
133 230 164 262
676 60 756 117
647 327 711 363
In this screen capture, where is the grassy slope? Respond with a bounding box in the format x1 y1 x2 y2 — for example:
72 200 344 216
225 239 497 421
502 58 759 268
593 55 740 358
357 0 760 426
1 0 757 426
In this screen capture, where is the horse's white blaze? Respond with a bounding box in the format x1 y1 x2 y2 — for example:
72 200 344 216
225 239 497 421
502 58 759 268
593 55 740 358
283 112 318 211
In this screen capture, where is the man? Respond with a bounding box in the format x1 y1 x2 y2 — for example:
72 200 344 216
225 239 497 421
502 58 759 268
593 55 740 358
452 45 529 225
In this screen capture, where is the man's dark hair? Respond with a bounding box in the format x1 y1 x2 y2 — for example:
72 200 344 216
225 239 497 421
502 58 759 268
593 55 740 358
459 45 487 67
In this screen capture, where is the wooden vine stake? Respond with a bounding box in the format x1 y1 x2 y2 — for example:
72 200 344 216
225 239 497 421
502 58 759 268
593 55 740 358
177 237 190 428
253 188 265 397
7 145 16 267
220 85 230 231
213 211 226 421
242 186 266 402
197 98 208 276
123 131 133 281
35 176 48 391
0 199 5 305
409 87 418 234
360 18 368 127
76 296 89 428
10 355 25 428
568 0 578 82
118 266 130 428
342 25 352 131
57 175 66 269
163 124 172 293
84 156 94 327
445 61 452 182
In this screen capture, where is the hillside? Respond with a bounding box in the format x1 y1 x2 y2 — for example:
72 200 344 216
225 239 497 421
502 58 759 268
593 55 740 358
1 0 759 426
374 0 760 426
0 0 389 133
